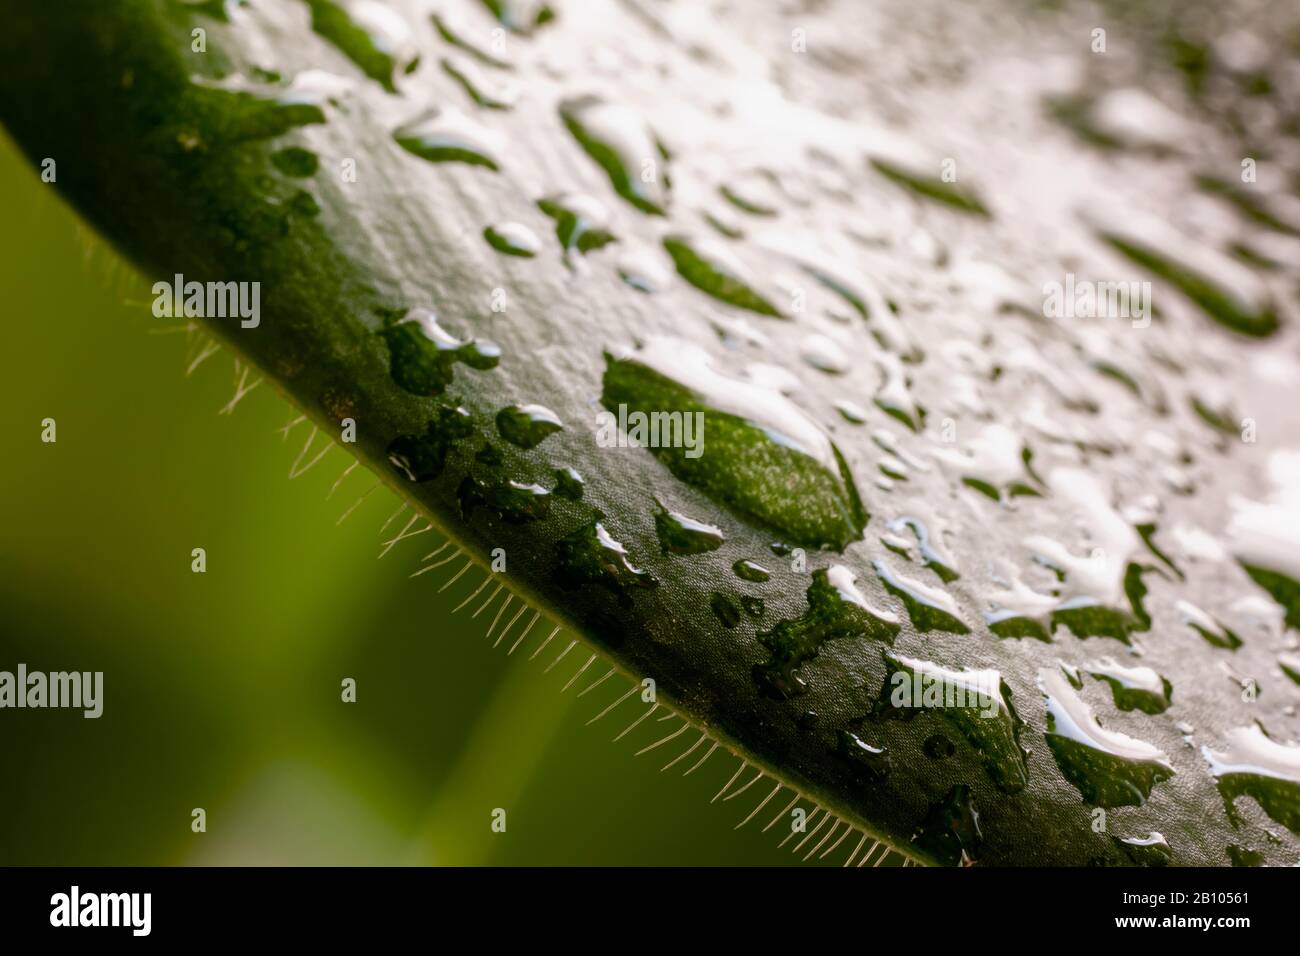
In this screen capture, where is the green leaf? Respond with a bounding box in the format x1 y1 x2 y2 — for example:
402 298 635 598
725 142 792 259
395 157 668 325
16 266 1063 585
4 0 1299 865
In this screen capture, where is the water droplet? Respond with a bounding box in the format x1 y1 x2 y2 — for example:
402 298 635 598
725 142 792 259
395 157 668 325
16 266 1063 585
710 592 741 628
753 566 899 698
484 221 541 257
873 353 924 431
1190 390 1239 435
479 0 555 36
837 731 891 781
271 146 319 177
1176 600 1243 650
1021 469 1153 642
379 309 500 396
495 403 563 449
799 334 849 375
870 158 990 217
873 559 968 634
442 55 518 110
1279 652 1300 686
458 475 551 524
834 400 868 424
1227 450 1300 628
282 69 357 107
1055 87 1191 152
538 193 616 255
1040 668 1174 807
1114 832 1172 867
1197 173 1300 237
1084 657 1172 714
552 466 584 501
655 507 725 555
554 520 657 608
1094 213 1279 337
924 734 956 760
190 72 330 141
307 0 417 93
732 559 770 582
177 0 247 23
931 424 1040 500
886 516 959 582
719 178 778 218
286 190 320 218
616 245 671 293
387 405 474 482
559 95 669 214
911 785 982 866
431 13 513 70
1203 725 1300 834
703 205 745 239
1227 844 1265 867
602 337 866 549
875 651 1028 793
661 234 782 317
394 108 505 169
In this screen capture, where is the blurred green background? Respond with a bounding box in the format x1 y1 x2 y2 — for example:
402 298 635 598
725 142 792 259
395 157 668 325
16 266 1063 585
0 130 807 866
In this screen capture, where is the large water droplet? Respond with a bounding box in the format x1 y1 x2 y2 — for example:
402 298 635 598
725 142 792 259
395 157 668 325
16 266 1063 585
601 337 867 549
1040 668 1174 807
